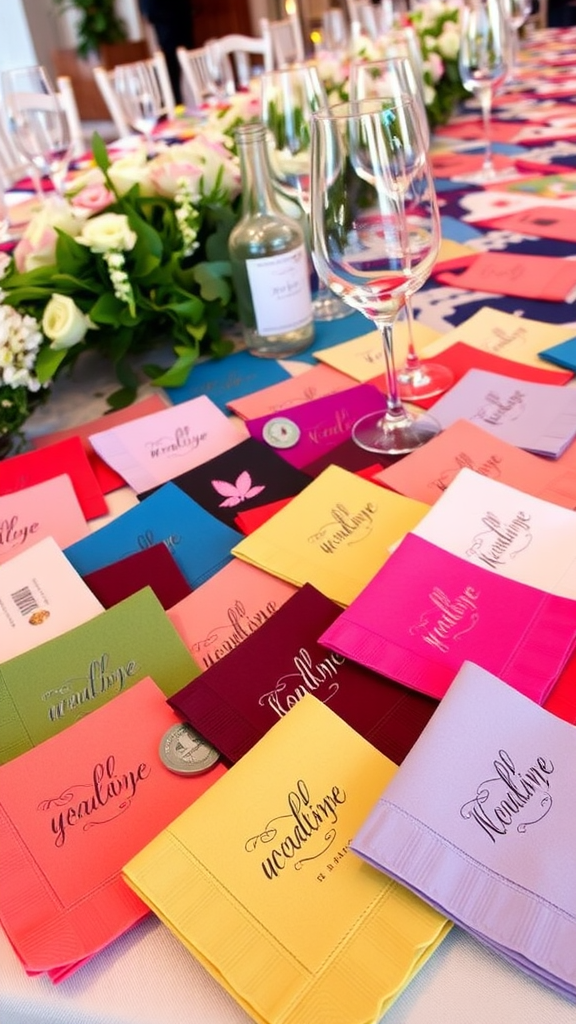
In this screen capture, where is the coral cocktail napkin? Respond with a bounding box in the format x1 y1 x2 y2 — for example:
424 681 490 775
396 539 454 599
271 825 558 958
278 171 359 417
351 661 576 999
0 475 88 566
0 677 226 982
169 583 437 765
376 418 576 510
412 468 576 597
123 695 450 1024
319 533 576 703
167 558 296 671
231 465 430 605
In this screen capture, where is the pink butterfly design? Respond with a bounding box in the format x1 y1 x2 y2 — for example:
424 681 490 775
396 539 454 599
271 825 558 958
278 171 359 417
211 471 266 508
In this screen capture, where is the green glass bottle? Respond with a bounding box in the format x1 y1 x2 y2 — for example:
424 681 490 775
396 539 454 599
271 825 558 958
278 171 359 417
229 122 314 358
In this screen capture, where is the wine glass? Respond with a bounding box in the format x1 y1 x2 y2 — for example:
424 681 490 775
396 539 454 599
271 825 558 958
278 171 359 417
2 65 72 197
321 8 349 59
204 39 236 102
349 56 454 401
310 97 442 455
458 0 510 181
504 0 533 83
260 63 354 321
113 61 164 153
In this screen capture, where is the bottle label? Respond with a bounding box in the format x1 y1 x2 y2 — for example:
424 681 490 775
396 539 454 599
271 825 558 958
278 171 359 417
246 245 312 336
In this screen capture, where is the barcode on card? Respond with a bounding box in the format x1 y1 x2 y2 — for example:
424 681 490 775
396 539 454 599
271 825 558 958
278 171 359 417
11 586 39 617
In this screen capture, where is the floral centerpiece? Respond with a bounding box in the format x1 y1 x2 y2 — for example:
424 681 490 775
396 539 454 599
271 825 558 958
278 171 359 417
0 123 245 451
315 1 467 130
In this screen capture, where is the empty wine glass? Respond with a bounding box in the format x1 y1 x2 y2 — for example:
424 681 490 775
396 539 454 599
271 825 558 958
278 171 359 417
321 8 349 58
260 63 354 321
204 39 236 102
2 65 72 197
504 0 533 82
113 61 164 152
310 97 442 454
349 56 454 401
458 0 510 181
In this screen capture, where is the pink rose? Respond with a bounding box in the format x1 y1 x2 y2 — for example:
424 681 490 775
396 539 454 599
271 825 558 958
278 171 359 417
148 160 203 199
70 184 115 214
13 227 57 273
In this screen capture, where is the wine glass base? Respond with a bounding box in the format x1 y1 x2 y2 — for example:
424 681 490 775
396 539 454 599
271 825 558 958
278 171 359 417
352 409 441 456
312 294 355 321
397 363 454 402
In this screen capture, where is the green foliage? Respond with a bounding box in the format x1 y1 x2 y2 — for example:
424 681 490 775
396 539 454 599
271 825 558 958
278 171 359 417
51 0 128 59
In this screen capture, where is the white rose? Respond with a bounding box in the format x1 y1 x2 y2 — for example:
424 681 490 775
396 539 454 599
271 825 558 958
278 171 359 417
108 150 152 196
42 294 91 350
77 213 137 253
437 25 460 60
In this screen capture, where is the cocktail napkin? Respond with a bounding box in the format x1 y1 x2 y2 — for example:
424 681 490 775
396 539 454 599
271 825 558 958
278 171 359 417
0 587 199 765
88 395 245 493
0 537 103 661
245 384 386 469
351 661 576 998
426 368 576 458
0 436 107 521
319 533 576 703
65 483 241 589
167 559 296 671
139 437 312 528
376 419 576 510
231 465 429 606
123 695 450 1024
0 475 88 565
412 468 576 598
0 677 226 981
227 364 354 420
82 543 192 610
169 584 437 765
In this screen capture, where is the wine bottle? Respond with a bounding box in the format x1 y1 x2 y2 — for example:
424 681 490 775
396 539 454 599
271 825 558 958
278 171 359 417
229 122 314 358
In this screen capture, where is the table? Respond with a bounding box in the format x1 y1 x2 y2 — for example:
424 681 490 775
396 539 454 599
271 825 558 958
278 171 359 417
2 26 576 1024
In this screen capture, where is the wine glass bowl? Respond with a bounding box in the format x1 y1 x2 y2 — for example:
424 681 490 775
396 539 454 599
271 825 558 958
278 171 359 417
310 97 442 455
2 65 72 197
458 0 510 180
260 63 354 321
113 61 164 151
348 57 454 401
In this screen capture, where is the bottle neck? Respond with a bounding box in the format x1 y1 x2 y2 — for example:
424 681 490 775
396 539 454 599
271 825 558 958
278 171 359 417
236 123 282 217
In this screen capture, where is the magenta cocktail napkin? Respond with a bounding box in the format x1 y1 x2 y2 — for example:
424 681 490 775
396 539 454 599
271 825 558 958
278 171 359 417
319 533 576 702
351 661 576 998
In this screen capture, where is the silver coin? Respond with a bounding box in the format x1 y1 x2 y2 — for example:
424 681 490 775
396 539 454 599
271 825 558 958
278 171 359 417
262 416 301 449
159 723 220 776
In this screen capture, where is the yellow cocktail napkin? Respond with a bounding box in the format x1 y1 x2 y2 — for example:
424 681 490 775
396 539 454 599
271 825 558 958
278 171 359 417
230 464 429 605
123 695 450 1024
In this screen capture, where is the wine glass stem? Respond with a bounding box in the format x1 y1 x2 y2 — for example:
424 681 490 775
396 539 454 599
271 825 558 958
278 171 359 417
378 319 405 419
479 87 493 173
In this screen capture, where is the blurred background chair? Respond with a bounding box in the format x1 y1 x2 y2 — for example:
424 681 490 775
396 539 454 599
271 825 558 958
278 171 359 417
93 51 175 139
176 45 235 107
260 12 306 67
212 33 274 88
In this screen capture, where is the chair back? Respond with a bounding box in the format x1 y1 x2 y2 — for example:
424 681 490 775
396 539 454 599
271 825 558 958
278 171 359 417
259 13 306 67
93 51 175 139
176 45 235 107
214 33 274 88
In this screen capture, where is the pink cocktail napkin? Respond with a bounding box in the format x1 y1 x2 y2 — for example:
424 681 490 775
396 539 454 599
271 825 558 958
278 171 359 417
319 533 576 702
351 661 576 998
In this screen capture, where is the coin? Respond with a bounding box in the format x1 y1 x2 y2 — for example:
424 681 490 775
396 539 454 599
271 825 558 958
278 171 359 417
159 723 220 776
262 416 301 449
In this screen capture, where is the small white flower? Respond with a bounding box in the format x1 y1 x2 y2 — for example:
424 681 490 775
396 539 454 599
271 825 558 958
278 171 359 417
0 304 45 391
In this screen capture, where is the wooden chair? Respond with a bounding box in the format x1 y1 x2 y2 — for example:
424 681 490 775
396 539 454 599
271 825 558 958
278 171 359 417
176 45 235 107
259 13 306 67
93 51 175 139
